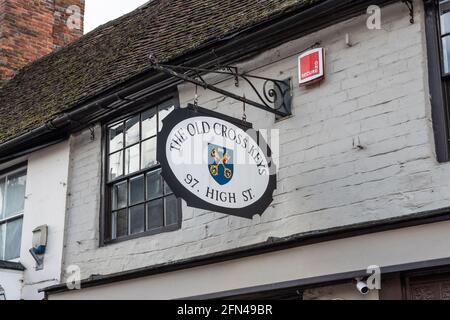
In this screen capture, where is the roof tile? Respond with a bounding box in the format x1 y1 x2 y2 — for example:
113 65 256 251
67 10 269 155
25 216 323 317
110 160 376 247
0 0 315 145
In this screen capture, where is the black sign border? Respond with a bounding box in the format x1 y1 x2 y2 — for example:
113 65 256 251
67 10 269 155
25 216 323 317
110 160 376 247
157 104 277 219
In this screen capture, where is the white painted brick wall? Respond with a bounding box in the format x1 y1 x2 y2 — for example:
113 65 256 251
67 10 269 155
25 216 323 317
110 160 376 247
62 2 446 279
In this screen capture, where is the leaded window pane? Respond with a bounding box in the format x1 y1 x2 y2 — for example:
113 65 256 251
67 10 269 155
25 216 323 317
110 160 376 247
443 36 450 74
441 1 450 34
129 175 145 205
0 224 4 261
142 109 157 140
125 115 140 147
147 170 163 200
165 195 178 226
0 178 5 220
158 105 175 131
109 151 123 181
124 145 140 175
112 182 127 210
4 171 26 218
130 205 145 235
0 168 26 261
109 122 124 154
107 103 180 241
147 199 164 230
4 218 23 261
115 209 128 239
141 138 157 169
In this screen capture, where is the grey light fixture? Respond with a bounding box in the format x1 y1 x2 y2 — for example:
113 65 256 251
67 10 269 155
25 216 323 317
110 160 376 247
29 225 48 271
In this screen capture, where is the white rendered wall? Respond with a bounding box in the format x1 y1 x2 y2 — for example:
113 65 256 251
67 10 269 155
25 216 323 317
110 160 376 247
19 141 70 299
0 269 22 300
50 219 450 300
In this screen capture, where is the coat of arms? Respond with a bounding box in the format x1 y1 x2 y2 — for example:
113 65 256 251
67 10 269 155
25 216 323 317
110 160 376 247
208 143 234 185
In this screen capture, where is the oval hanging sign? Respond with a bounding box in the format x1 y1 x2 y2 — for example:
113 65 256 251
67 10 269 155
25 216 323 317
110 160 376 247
157 105 277 219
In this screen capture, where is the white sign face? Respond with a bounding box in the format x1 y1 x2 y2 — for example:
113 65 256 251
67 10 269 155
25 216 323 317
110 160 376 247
158 106 276 219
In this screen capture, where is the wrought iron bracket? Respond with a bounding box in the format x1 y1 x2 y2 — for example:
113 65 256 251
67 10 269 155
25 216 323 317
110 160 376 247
89 126 95 141
402 0 414 24
149 55 292 118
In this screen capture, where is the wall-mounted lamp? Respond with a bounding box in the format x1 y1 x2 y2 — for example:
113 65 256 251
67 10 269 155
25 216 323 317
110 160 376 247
29 225 48 271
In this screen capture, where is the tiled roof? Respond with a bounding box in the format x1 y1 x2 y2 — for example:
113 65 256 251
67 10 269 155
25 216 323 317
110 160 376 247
0 0 319 145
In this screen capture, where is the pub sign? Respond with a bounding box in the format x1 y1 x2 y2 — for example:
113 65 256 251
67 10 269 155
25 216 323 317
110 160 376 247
157 105 277 219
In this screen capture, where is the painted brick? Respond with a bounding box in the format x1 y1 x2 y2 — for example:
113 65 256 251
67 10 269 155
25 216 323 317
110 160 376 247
60 2 450 280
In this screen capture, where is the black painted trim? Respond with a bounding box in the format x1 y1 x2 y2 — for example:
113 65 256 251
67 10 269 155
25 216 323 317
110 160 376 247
43 206 450 295
0 260 26 271
0 161 28 177
0 139 66 164
424 0 450 163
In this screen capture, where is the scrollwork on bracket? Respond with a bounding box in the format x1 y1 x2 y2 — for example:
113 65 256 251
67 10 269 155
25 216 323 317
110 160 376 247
149 55 293 118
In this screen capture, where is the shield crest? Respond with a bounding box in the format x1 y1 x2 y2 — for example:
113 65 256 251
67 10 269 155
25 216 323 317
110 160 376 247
208 143 234 185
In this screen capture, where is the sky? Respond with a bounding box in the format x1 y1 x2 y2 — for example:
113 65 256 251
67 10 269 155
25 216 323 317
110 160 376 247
84 0 149 33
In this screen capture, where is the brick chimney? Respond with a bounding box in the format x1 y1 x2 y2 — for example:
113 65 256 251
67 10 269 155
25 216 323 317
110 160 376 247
0 0 85 82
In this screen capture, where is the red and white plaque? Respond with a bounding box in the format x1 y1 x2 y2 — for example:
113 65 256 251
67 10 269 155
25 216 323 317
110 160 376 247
298 48 325 86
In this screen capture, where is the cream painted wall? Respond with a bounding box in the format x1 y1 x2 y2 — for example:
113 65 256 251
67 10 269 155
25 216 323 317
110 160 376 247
51 219 450 300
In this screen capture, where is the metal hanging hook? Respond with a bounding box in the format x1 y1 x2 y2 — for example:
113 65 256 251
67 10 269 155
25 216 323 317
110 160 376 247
194 85 199 110
242 95 247 122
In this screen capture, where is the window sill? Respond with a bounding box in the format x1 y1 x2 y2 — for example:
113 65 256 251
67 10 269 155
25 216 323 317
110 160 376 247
0 260 25 271
102 223 181 246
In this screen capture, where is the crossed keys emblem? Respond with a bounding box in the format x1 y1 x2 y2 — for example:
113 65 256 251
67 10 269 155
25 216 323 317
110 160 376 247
208 143 234 185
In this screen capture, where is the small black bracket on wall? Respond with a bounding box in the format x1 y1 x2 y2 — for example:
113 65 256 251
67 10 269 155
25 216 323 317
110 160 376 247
402 0 414 24
29 249 44 271
149 55 292 119
89 126 95 141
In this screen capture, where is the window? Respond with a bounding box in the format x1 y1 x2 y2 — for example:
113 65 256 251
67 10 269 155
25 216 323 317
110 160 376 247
425 0 450 162
105 101 181 242
440 1 450 74
0 167 26 261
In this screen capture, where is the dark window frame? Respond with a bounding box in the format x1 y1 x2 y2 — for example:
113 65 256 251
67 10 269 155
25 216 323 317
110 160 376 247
0 163 27 261
100 94 182 246
425 0 450 162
